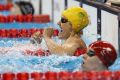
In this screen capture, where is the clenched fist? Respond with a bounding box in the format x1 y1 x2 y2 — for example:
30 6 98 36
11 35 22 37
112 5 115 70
43 28 54 38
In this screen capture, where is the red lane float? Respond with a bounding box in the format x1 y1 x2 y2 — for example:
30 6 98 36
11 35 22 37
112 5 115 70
59 71 72 80
0 3 13 11
0 15 50 23
15 15 25 22
31 72 43 80
33 15 50 23
0 71 120 80
25 15 33 22
0 29 59 38
45 72 57 80
29 28 37 36
0 15 6 23
17 73 29 80
73 71 83 80
0 29 8 37
114 71 120 79
9 29 18 38
6 15 15 22
19 28 29 37
99 70 113 80
3 73 15 80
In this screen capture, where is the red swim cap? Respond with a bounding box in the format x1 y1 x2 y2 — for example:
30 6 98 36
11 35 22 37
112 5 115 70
89 41 117 67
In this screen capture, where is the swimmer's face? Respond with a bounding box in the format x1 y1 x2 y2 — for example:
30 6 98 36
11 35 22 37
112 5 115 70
57 17 72 40
82 48 102 71
10 4 22 15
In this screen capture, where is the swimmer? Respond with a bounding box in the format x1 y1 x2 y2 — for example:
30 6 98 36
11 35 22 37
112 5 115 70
82 41 117 71
10 1 34 15
43 7 89 56
54 41 117 71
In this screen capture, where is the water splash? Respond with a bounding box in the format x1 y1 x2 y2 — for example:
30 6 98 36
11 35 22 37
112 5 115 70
0 38 83 73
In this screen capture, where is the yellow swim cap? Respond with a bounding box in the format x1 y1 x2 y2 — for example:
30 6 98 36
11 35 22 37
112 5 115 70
62 7 89 33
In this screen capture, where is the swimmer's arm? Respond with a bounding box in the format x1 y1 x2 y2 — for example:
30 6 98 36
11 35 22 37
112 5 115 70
44 37 86 56
44 37 66 55
43 28 86 56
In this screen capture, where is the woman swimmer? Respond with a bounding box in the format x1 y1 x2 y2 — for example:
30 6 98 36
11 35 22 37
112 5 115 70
0 7 89 56
43 7 89 56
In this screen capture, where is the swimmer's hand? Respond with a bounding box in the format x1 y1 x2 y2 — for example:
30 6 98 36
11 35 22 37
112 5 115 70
43 28 54 38
30 31 42 44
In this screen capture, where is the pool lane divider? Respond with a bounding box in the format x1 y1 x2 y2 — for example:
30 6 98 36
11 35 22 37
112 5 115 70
0 28 58 38
0 14 50 23
0 3 13 11
1 71 120 80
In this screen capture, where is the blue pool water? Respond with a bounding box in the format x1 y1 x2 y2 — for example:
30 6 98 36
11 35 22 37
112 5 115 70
0 53 83 73
0 11 10 16
0 38 83 73
0 23 59 29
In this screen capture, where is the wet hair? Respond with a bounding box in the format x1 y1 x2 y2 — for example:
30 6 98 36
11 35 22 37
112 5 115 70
15 1 34 15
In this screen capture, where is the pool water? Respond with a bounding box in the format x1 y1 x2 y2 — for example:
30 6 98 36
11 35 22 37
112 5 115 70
0 38 83 73
0 38 119 73
0 23 59 29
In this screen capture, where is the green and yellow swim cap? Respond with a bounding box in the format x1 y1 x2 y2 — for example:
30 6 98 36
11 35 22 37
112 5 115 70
62 7 89 33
